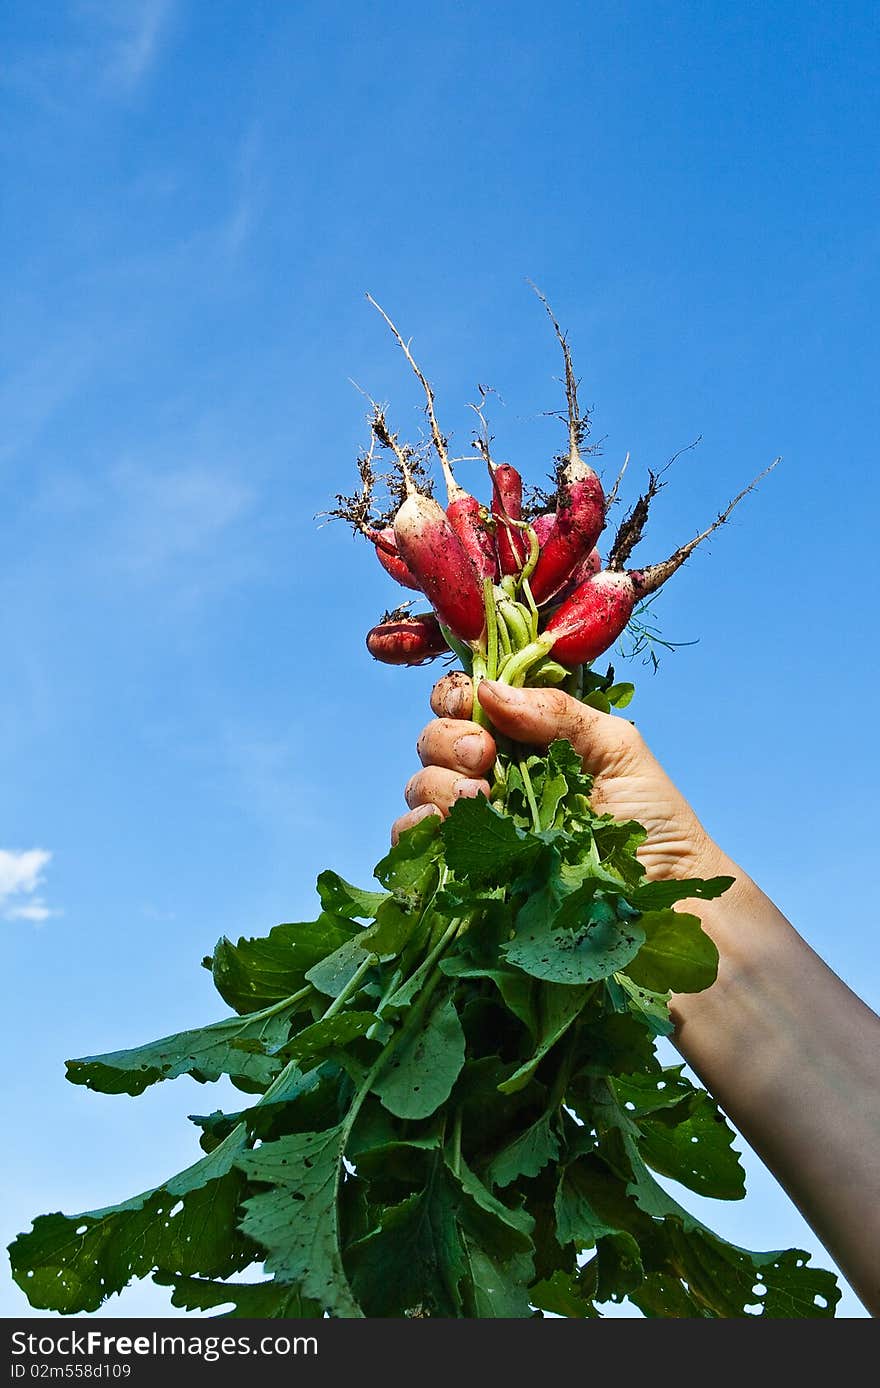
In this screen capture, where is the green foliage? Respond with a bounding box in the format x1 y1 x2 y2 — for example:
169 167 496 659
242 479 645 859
8 738 840 1319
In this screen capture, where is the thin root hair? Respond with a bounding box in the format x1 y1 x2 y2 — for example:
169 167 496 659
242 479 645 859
527 279 591 462
365 293 453 487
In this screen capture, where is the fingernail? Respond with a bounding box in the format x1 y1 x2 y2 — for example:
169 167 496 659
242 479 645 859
480 680 525 704
454 733 486 769
453 778 486 799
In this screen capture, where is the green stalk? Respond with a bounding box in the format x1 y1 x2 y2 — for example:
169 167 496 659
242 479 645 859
519 758 542 833
497 597 532 651
520 576 540 641
322 952 378 1019
483 577 499 681
439 625 474 673
247 983 315 1024
383 915 465 1012
517 525 541 589
496 607 512 659
498 633 557 687
450 1108 463 1176
470 650 490 729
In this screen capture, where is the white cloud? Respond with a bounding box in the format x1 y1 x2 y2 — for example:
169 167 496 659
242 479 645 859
5 901 53 924
78 0 174 92
2 2 175 110
0 849 55 924
109 462 255 572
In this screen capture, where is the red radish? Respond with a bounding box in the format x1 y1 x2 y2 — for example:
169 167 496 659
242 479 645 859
529 475 605 603
366 613 448 665
543 570 636 665
531 512 555 545
368 527 423 592
393 493 486 642
445 489 496 581
549 544 602 604
491 463 528 575
569 545 602 586
544 462 779 666
528 293 606 603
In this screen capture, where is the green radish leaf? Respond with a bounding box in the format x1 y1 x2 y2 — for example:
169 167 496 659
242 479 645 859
504 897 645 987
546 739 594 802
305 937 373 999
632 876 734 909
373 814 443 898
485 1112 560 1187
357 896 426 956
11 720 842 1322
637 1094 746 1200
601 1106 840 1316
624 910 718 994
281 1011 378 1064
155 1273 321 1318
604 682 635 709
583 690 611 713
454 1157 534 1256
571 1010 661 1080
189 1063 330 1150
529 1268 599 1318
497 984 589 1093
8 1125 252 1314
316 870 388 920
347 1162 467 1318
440 955 537 1033
595 1230 645 1303
630 1271 710 1318
614 972 674 1036
66 1006 296 1096
591 819 648 887
209 914 356 1015
237 1125 362 1318
538 772 568 831
659 1226 841 1318
555 1159 624 1250
442 796 540 882
465 1242 535 1318
611 1066 697 1115
373 992 466 1119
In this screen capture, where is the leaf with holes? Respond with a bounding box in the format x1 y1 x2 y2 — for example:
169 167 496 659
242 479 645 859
208 914 356 1015
237 1125 362 1317
372 992 466 1119
624 910 718 994
66 1006 298 1097
485 1112 560 1188
155 1273 322 1318
8 1125 252 1314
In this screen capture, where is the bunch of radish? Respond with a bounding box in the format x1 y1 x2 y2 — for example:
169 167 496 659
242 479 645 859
334 293 775 702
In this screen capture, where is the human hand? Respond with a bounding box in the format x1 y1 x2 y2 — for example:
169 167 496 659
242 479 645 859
393 672 733 885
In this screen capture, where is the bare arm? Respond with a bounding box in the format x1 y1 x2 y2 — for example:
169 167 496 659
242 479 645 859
393 676 880 1316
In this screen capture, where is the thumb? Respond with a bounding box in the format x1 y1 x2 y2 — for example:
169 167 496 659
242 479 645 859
476 680 641 778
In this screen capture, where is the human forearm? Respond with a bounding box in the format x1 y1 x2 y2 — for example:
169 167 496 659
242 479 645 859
671 859 880 1315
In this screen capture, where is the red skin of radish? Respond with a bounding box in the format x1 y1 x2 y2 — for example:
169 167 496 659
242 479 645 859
447 494 497 580
393 493 486 643
531 512 555 545
492 464 527 575
368 528 423 592
366 613 448 665
550 545 602 603
529 472 605 604
544 569 636 665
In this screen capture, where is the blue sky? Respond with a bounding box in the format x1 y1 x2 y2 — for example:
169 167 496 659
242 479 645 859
2 0 878 1318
